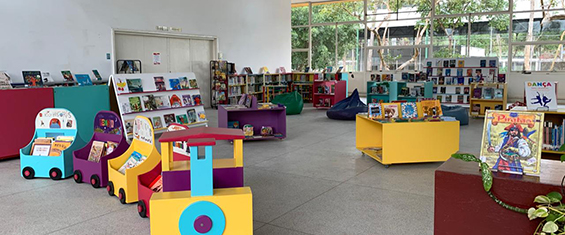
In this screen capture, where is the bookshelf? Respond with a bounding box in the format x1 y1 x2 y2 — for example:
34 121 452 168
469 83 507 117
227 74 246 104
511 107 565 160
313 80 347 109
291 72 318 103
396 81 434 102
210 60 231 108
366 81 399 103
246 74 265 102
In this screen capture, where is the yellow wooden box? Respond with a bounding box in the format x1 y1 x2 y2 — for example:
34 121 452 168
356 114 459 166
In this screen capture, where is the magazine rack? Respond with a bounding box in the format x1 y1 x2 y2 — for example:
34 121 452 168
150 128 252 235
72 111 129 188
107 116 160 204
20 108 84 180
137 123 189 218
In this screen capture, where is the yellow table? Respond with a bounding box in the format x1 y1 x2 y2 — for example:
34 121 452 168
356 114 460 167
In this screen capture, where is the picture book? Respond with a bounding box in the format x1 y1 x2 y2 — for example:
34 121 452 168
48 141 72 157
118 151 147 174
176 114 189 125
456 69 463 77
443 60 449 68
125 119 134 134
182 95 193 106
120 102 131 113
445 77 452 85
472 104 481 114
457 95 464 103
445 95 452 102
189 79 198 89
22 71 43 87
142 95 157 111
87 141 106 162
105 141 118 155
128 97 142 112
169 94 182 107
187 109 197 123
525 81 558 111
457 76 465 85
381 103 400 119
154 76 166 91
169 78 181 90
61 71 74 82
228 121 240 129
438 76 445 85
426 61 432 67
75 74 93 86
498 74 506 83
480 60 486 67
31 144 51 156
466 69 473 77
437 68 443 76
455 87 461 94
436 95 443 102
126 78 143 92
41 72 53 83
179 77 189 89
193 94 202 106
494 89 504 99
152 116 163 129
164 114 176 127
449 59 456 68
149 175 163 193
445 69 451 76
154 95 170 109
489 60 497 67
473 88 482 98
197 112 206 122
480 111 544 175
457 60 464 67
464 87 470 94
420 100 442 117
401 102 418 119
115 78 129 94
483 88 494 99
368 103 382 119
92 70 102 81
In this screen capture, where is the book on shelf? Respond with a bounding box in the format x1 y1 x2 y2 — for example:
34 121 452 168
22 71 43 87
154 76 166 91
118 151 147 174
75 74 93 86
472 104 480 114
142 95 157 111
382 103 400 119
187 109 197 123
115 78 129 94
483 88 494 99
41 71 53 83
93 70 103 81
169 94 182 107
457 60 464 67
197 111 207 122
420 100 442 117
192 95 202 106
169 78 181 90
31 143 51 156
163 114 176 127
179 77 189 89
125 119 134 134
126 78 143 92
189 79 198 89
489 60 497 67
106 141 118 155
48 141 71 156
368 103 382 119
443 60 449 67
61 71 74 82
182 95 193 106
401 102 418 119
87 141 106 162
480 60 486 67
152 116 164 129
543 120 565 151
154 95 170 109
176 114 189 125
473 88 482 99
129 97 142 112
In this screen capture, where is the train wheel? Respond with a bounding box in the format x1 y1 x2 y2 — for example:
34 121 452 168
107 181 115 196
22 167 34 180
73 170 82 183
49 168 62 180
90 175 100 188
137 200 147 218
118 188 126 204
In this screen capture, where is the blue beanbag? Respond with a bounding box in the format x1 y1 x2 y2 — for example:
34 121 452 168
441 105 469 125
327 89 368 120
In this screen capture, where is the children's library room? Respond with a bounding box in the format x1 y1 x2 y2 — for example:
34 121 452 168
2 0 565 234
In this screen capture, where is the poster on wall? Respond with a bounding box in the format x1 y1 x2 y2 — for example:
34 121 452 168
153 52 161 65
525 81 558 111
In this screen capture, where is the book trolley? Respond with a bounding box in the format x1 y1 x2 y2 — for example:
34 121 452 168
20 108 84 180
150 127 252 235
72 111 129 188
107 116 161 204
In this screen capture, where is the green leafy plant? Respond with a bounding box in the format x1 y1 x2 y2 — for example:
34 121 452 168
452 153 565 235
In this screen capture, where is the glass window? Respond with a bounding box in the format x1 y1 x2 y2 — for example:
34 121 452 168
312 1 364 24
292 5 309 26
435 0 509 15
337 24 364 71
432 16 468 58
512 44 565 71
292 27 309 49
470 17 510 72
292 51 309 71
367 19 430 46
367 47 429 71
311 25 337 70
514 0 565 11
513 11 565 42
366 0 431 21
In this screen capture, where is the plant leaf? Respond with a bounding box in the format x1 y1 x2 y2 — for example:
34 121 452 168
535 196 552 204
559 144 565 152
452 153 481 163
546 211 560 222
561 154 565 163
542 221 559 233
533 208 549 218
480 162 493 192
547 192 563 203
528 208 537 220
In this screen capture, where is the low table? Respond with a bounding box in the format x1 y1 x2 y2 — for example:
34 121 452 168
435 158 565 235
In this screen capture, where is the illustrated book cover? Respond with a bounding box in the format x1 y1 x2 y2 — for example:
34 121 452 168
368 103 382 119
154 76 166 91
381 103 400 119
420 100 442 117
75 74 93 86
525 81 557 111
126 78 143 92
22 71 43 87
401 102 418 119
128 97 142 112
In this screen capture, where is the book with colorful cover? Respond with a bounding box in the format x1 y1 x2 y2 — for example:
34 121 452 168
75 74 93 86
125 119 134 134
382 103 400 119
457 60 464 67
154 95 170 109
22 71 43 87
118 151 147 174
152 116 163 129
105 141 118 155
128 97 142 112
92 70 103 81
192 95 202 106
164 114 176 127
187 109 197 123
115 78 129 94
401 102 418 119
179 77 189 89
176 114 189 125
480 110 544 175
169 78 181 90
182 95 193 106
189 79 198 88
142 95 157 111
197 111 207 122
149 175 163 192
126 78 143 92
420 100 442 117
368 103 382 119
48 141 72 157
169 94 182 107
154 76 166 91
87 141 105 162
61 71 74 82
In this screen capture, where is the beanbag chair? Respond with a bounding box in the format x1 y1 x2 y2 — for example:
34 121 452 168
327 89 367 120
272 91 304 115
441 105 469 125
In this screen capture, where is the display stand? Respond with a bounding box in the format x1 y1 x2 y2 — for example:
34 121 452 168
211 60 231 108
109 72 208 138
218 103 287 140
246 73 265 102
469 82 508 117
107 116 161 204
227 74 246 104
366 81 398 103
72 111 129 188
313 80 347 109
20 108 84 180
355 114 459 167
150 128 252 235
396 82 434 102
291 72 318 103
435 158 565 235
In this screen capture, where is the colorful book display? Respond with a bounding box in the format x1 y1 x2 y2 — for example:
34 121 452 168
367 100 443 122
479 110 544 175
525 81 558 111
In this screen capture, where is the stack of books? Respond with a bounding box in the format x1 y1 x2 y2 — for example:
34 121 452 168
30 136 74 156
118 151 147 174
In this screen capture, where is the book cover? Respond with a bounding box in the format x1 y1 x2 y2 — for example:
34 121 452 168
154 95 170 109
472 104 481 114
473 88 482 99
456 69 463 77
179 77 189 89
49 141 72 157
92 70 102 81
494 89 503 99
480 111 544 175
483 88 494 99
169 78 181 90
443 60 449 67
41 72 53 83
382 103 400 119
152 116 163 129
193 94 202 106
480 60 486 67
456 87 461 94
61 71 74 82
228 121 240 129
22 71 43 87
426 61 432 67
457 76 464 85
498 74 506 83
128 97 142 112
126 78 143 92
31 144 51 156
106 141 118 155
420 100 442 117
445 69 451 76
163 114 176 127
449 59 456 68
368 103 382 119
87 141 105 162
436 95 443 102
197 112 206 122
169 94 182 107
464 87 470 94
525 81 558 111
457 95 464 103
445 95 452 102
75 74 93 86
457 60 464 67
187 109 197 123
142 95 157 111
125 119 134 134
440 87 446 94
115 78 129 94
489 60 497 67
149 175 163 192
189 79 198 89
466 69 473 76
401 102 418 119
433 87 438 93
176 114 189 125
445 77 452 85
182 95 193 106
438 76 445 85
437 68 443 76
154 76 166 91
494 105 503 110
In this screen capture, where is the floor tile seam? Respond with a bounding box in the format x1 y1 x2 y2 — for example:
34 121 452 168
245 165 343 184
339 180 435 198
44 206 131 234
263 223 316 235
0 181 65 199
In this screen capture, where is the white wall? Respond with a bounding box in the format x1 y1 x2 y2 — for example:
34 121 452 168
506 72 565 103
0 0 291 83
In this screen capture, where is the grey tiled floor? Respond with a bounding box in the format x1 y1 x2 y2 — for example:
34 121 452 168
0 105 483 235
